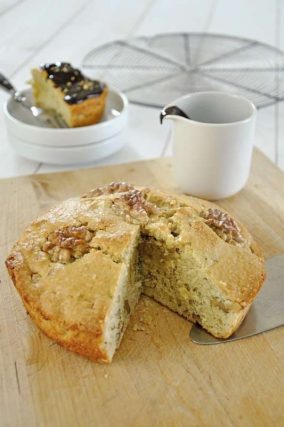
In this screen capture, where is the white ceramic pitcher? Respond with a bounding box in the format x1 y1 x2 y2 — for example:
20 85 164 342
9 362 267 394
161 91 257 200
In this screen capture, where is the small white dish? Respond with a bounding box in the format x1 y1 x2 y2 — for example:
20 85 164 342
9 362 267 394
9 131 126 165
162 91 257 200
4 87 128 164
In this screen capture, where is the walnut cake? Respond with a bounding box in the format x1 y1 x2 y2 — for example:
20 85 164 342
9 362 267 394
6 183 265 363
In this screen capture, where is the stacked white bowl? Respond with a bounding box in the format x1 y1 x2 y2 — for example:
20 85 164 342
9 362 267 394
4 88 128 165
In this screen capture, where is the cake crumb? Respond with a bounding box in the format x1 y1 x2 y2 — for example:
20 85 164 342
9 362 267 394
132 299 155 333
133 324 145 332
104 373 109 379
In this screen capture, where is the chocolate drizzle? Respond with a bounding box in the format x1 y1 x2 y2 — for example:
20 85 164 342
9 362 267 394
41 62 105 105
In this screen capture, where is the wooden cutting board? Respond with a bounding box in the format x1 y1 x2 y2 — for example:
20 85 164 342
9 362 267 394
1 149 284 427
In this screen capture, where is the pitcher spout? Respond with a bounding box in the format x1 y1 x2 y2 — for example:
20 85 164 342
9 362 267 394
160 105 190 124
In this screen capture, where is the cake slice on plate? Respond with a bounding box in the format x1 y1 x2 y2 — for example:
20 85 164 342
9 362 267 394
31 62 108 127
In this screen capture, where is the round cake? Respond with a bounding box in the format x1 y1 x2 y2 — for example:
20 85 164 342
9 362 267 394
6 183 265 363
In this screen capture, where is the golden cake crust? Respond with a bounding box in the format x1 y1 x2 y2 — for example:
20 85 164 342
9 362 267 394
66 88 108 127
6 184 265 360
6 196 140 362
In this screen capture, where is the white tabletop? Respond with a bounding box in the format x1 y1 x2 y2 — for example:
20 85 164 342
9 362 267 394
0 0 283 178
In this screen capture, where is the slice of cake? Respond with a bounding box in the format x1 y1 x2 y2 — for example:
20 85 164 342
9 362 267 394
6 194 142 363
139 191 264 339
31 62 108 127
6 183 265 362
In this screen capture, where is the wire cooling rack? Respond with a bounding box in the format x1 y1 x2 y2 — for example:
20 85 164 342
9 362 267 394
82 33 284 109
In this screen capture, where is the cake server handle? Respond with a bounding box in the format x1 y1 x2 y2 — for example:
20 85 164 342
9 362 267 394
190 254 284 344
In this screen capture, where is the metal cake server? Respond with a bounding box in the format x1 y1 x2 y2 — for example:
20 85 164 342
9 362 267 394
0 72 66 128
190 254 284 344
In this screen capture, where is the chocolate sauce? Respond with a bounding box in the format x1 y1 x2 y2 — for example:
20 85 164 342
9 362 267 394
41 62 105 105
160 105 190 124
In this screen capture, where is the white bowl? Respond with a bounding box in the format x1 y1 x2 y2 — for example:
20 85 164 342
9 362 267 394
4 87 128 164
9 131 127 165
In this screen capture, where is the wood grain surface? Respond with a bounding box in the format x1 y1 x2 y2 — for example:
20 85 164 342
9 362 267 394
1 149 284 427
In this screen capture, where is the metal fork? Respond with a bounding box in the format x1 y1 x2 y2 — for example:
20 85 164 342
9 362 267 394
0 72 67 128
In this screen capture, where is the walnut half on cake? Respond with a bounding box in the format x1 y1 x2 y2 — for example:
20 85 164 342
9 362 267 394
31 62 108 127
5 184 265 363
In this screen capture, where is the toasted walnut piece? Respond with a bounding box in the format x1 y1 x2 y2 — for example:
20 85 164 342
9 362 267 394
111 188 159 223
42 225 94 263
201 208 244 245
82 182 134 198
58 248 72 263
122 189 145 209
124 189 159 215
42 241 54 252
